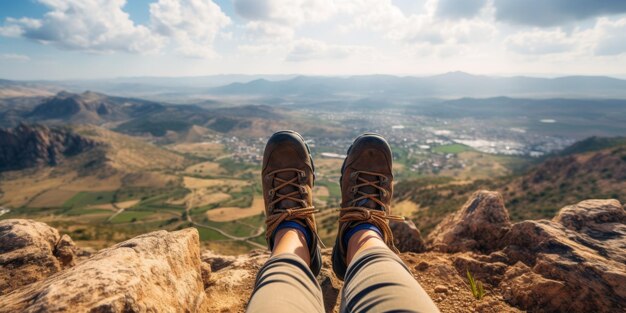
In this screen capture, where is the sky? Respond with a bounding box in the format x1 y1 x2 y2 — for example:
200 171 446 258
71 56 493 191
1 0 626 80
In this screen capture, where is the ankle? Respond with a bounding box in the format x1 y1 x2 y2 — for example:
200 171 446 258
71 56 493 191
272 228 311 265
346 229 386 265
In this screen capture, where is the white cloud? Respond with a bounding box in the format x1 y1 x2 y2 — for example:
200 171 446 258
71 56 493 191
506 29 577 55
0 53 30 61
593 18 626 56
286 38 373 61
234 0 337 43
243 21 293 43
150 0 231 58
234 0 336 26
0 0 163 53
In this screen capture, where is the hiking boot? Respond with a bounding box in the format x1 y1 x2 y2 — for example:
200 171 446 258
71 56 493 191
262 130 322 276
332 133 403 280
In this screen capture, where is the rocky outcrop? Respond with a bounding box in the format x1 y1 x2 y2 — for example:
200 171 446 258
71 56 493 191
391 219 426 253
427 190 511 253
498 199 626 312
0 219 79 294
426 194 626 313
0 123 97 171
0 228 205 313
0 194 623 313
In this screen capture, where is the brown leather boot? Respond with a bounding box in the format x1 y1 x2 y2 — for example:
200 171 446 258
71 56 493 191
262 130 322 276
332 133 403 280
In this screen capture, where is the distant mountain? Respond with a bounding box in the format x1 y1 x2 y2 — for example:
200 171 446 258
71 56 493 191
27 91 164 125
0 123 97 172
0 79 57 99
209 72 626 98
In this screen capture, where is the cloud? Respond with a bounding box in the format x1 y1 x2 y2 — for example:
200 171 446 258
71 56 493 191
150 0 231 58
505 29 577 55
233 0 336 26
0 0 163 53
0 53 30 61
285 38 372 61
494 0 626 27
243 21 293 43
234 0 336 43
437 0 487 19
593 18 626 56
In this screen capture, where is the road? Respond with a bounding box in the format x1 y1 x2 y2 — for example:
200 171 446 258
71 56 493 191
184 201 266 249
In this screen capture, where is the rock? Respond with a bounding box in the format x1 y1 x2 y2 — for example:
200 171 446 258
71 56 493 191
427 190 511 253
434 285 448 293
391 219 426 253
0 219 63 294
500 262 567 310
0 228 206 313
53 234 78 268
500 199 626 312
0 123 97 172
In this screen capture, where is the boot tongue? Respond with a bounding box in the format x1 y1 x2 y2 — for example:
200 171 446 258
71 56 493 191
274 171 301 209
355 173 382 210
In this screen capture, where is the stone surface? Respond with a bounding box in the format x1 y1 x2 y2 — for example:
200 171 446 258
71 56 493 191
498 199 626 312
390 219 426 253
427 190 512 253
0 228 206 313
0 219 63 294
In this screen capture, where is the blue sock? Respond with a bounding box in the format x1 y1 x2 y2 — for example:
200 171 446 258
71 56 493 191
343 223 383 248
274 221 312 247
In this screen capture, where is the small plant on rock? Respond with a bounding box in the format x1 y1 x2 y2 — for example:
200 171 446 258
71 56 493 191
466 269 486 300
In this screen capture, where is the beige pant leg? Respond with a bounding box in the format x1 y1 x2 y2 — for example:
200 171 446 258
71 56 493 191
247 253 324 313
340 247 440 313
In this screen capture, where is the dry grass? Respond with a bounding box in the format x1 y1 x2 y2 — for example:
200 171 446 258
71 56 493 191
168 142 225 159
28 189 78 208
0 171 75 207
206 197 265 222
392 199 421 217
177 191 231 208
183 176 248 189
184 161 224 176
89 200 140 210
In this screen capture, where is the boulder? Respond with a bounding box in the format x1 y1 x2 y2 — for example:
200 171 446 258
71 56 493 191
499 199 626 312
427 190 511 253
0 228 206 313
390 219 426 253
0 219 72 294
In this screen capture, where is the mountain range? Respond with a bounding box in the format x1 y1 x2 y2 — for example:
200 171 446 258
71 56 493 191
4 72 626 99
208 72 626 98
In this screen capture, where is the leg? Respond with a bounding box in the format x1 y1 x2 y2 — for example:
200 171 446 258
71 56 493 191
340 230 440 313
247 228 324 313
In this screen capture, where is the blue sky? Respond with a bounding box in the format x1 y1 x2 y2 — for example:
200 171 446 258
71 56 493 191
1 0 626 80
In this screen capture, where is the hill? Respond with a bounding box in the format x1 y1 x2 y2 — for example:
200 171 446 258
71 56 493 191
0 123 97 172
394 137 626 233
0 124 187 208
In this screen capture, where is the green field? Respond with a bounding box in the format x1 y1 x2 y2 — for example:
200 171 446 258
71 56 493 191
110 211 154 223
432 144 473 154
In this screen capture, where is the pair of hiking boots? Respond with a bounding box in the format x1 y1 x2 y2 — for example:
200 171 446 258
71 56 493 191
262 131 403 280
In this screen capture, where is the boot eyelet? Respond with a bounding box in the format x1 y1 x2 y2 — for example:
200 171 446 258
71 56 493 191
268 190 275 197
350 172 358 179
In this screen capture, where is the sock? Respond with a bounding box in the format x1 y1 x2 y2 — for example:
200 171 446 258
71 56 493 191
274 220 312 247
343 223 383 248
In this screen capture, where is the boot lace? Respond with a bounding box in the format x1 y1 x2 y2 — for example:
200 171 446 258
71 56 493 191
338 170 404 252
265 168 319 244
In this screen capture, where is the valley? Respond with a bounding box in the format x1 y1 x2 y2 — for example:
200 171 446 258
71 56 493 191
1 75 625 254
